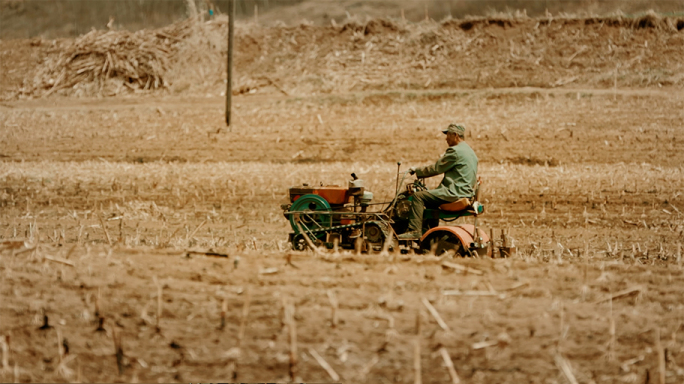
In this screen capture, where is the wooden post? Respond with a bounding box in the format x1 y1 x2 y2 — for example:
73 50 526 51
226 0 235 127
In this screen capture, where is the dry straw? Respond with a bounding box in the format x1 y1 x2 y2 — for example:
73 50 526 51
1 335 8 371
153 276 162 330
421 298 450 332
237 289 251 344
439 347 461 384
22 12 222 97
309 348 340 382
414 310 422 384
284 300 297 382
326 290 339 328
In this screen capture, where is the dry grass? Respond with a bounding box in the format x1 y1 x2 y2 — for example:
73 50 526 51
1 89 683 165
8 11 684 99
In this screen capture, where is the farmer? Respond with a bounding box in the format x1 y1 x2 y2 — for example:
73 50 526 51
397 123 479 240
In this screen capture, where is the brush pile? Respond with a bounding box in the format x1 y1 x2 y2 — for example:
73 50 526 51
22 16 217 97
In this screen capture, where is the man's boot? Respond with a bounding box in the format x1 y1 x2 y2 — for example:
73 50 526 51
397 231 421 240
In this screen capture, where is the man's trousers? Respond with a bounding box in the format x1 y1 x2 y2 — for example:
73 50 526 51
407 191 452 233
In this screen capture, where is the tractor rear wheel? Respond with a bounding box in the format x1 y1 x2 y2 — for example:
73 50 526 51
421 232 465 256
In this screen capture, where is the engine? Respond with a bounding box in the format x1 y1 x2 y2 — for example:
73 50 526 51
281 174 390 252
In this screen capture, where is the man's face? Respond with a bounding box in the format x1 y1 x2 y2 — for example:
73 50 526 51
445 132 459 146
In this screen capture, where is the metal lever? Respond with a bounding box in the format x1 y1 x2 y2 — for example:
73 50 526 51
395 162 402 195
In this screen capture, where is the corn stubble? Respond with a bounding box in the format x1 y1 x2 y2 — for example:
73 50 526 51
2 9 684 384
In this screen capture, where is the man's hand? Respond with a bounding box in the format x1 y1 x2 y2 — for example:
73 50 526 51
408 167 416 175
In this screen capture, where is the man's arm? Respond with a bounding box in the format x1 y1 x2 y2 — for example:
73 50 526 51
414 147 457 178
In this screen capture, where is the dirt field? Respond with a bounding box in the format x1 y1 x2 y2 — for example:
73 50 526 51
2 12 684 384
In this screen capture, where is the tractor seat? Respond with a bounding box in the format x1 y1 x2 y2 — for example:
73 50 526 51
439 198 471 212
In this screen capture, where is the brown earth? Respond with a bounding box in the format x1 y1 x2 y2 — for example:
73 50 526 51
2 14 684 384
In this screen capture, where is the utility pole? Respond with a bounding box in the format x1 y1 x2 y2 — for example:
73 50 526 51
226 0 235 127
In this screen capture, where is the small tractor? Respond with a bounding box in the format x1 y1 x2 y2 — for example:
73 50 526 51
281 164 492 256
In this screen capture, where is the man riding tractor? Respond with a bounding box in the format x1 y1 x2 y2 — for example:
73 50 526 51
397 123 479 240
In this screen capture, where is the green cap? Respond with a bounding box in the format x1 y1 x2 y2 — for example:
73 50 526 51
442 123 466 136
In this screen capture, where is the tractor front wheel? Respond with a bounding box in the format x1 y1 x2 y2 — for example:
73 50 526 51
291 234 308 251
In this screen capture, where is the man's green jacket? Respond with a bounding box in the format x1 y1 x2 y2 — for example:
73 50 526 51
414 141 478 201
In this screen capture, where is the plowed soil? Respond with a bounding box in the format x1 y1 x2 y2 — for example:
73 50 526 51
2 15 684 384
